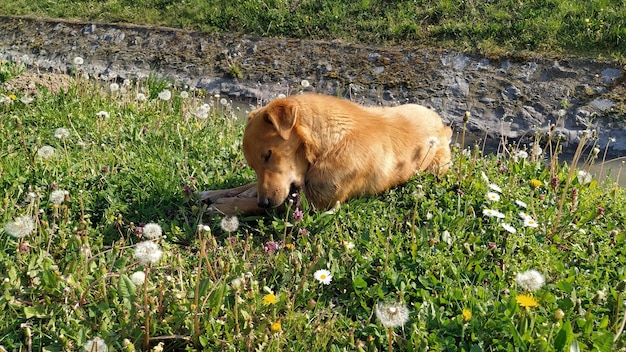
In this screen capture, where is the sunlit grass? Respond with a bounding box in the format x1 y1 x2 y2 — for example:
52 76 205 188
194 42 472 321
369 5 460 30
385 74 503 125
1 60 626 351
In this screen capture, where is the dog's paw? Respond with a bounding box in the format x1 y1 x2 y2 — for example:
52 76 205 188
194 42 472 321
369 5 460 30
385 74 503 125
198 190 230 203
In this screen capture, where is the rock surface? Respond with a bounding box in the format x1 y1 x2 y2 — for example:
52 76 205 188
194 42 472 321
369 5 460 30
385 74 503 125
1 15 625 153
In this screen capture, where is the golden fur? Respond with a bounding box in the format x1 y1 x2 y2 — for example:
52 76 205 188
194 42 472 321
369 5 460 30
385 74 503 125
200 93 452 215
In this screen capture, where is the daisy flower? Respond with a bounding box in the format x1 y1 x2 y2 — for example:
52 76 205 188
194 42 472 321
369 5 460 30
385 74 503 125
482 209 505 219
486 192 501 202
501 222 517 233
515 199 527 208
314 269 332 285
516 269 545 292
489 183 502 193
523 216 539 228
375 302 410 328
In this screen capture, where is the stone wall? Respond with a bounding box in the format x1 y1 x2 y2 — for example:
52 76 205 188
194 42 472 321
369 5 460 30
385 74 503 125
1 15 625 153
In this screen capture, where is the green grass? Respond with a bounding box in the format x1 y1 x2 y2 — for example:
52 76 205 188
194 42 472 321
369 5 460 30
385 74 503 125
1 0 626 59
1 60 626 351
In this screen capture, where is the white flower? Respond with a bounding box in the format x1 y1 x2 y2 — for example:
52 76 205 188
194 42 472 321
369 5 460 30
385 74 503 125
134 241 163 266
74 56 84 65
375 302 410 328
501 222 517 233
49 190 67 204
37 145 55 159
219 98 228 106
489 184 503 193
441 230 454 245
180 91 189 99
20 96 33 104
426 136 440 148
314 269 332 285
135 93 147 102
277 93 287 99
192 103 211 119
109 83 120 92
158 89 172 101
342 241 355 250
516 269 545 292
130 271 146 286
300 79 310 88
220 216 239 233
3 215 35 238
531 145 543 157
482 209 505 219
519 212 531 220
514 150 528 161
84 337 107 352
523 216 539 228
515 199 527 208
577 170 592 184
142 223 163 240
486 192 501 202
54 127 70 139
96 110 110 118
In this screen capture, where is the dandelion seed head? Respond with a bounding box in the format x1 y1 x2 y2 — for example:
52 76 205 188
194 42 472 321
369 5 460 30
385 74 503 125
73 56 84 65
96 110 110 119
300 79 310 88
37 145 55 159
54 127 70 139
220 216 239 233
130 271 146 286
516 269 545 292
180 91 189 99
4 215 35 239
158 89 172 101
134 241 163 266
142 223 163 240
375 301 410 328
135 93 147 102
49 190 67 204
84 337 107 352
109 83 120 92
426 136 440 148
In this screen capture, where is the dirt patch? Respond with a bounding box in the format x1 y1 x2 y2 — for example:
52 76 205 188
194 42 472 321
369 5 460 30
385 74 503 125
2 71 73 96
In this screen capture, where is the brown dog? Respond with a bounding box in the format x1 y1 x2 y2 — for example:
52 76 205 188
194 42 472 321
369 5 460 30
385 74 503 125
200 93 452 215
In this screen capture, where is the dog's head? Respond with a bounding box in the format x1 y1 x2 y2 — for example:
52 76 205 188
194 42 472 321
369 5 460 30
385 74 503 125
243 98 309 209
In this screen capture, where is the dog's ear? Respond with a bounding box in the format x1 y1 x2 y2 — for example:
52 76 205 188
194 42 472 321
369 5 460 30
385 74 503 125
265 101 297 140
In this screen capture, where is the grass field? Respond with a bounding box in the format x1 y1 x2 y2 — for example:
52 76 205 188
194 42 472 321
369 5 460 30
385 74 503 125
2 59 626 351
1 0 626 59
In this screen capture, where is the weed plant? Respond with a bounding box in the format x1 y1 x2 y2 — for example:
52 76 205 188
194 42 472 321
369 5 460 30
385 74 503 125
1 59 626 351
1 0 626 59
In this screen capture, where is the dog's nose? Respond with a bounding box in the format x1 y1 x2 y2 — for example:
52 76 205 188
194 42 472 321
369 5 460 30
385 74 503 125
258 197 272 208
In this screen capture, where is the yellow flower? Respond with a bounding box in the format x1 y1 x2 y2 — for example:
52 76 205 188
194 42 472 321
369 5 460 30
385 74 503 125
530 179 542 188
262 293 278 306
285 243 295 251
270 320 282 333
8 94 17 100
516 294 539 310
462 309 472 321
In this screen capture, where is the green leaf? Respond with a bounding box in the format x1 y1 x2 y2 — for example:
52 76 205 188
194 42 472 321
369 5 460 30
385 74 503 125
118 274 136 299
554 320 573 351
353 277 368 289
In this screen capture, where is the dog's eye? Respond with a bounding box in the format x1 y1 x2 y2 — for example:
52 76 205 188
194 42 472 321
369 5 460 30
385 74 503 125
263 150 272 162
